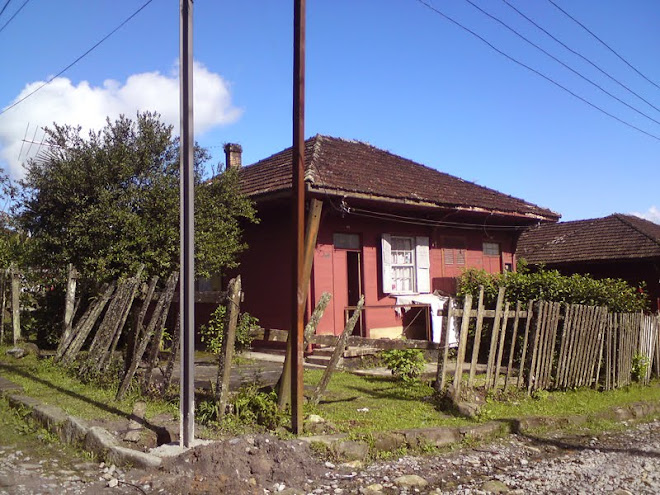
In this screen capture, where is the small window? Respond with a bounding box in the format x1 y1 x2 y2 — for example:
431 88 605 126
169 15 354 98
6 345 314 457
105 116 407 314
391 236 416 293
483 242 500 257
334 233 360 250
444 237 466 265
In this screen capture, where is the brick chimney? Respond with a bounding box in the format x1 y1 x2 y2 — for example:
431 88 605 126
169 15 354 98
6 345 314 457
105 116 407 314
224 143 242 170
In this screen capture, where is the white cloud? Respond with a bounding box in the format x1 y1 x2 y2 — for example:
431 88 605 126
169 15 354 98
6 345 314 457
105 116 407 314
632 206 660 225
0 61 242 178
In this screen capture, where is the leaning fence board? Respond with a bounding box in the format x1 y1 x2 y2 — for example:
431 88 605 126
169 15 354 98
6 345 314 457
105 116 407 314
554 303 571 387
543 302 561 389
574 306 595 388
452 294 473 396
467 286 485 388
527 301 544 393
517 300 534 389
594 308 607 389
492 301 510 390
485 288 505 390
504 300 522 391
434 298 455 392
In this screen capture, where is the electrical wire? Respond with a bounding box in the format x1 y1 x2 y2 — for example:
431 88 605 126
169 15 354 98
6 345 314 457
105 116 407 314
0 0 29 34
0 0 155 117
547 0 660 92
501 0 660 115
0 0 12 19
463 0 660 127
414 0 660 142
345 204 534 231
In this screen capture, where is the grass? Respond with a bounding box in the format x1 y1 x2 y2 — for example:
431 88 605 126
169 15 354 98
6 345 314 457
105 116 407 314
1 346 658 439
480 383 660 421
0 348 177 424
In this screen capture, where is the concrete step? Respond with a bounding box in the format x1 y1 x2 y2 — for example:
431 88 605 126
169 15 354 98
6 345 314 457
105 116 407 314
312 345 381 358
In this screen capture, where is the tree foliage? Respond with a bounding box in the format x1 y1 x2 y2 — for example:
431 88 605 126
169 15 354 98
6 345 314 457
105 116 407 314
16 112 256 282
456 264 648 313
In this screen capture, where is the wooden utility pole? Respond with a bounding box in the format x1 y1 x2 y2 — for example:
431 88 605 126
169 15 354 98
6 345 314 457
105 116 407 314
290 0 306 434
179 0 195 448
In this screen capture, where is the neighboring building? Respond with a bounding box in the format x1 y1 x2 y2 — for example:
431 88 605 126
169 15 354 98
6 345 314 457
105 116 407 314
229 135 559 340
517 214 660 312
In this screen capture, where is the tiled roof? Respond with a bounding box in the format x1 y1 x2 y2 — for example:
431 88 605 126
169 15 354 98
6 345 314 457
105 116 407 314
238 135 559 220
517 214 660 264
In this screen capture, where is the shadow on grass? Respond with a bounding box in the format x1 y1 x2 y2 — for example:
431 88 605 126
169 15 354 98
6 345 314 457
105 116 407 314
0 362 172 444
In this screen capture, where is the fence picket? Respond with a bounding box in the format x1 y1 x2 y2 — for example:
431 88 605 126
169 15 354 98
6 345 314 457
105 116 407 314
467 286 485 388
452 294 473 396
517 300 534 389
485 288 506 391
504 300 522 391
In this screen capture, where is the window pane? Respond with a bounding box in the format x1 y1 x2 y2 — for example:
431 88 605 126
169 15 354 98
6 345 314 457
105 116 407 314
483 242 500 256
334 233 360 250
393 266 414 292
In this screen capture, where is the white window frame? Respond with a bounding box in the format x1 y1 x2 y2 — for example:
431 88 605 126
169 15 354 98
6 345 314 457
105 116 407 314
381 234 430 295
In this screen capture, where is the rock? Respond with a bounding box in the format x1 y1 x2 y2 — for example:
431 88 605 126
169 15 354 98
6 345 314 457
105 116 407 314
456 401 481 418
5 347 25 359
372 432 406 452
107 478 119 488
361 483 383 493
341 460 363 469
481 480 509 493
334 440 369 462
393 474 429 488
307 414 325 424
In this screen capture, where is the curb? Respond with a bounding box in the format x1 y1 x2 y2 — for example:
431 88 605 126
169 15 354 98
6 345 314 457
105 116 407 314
299 400 660 461
0 381 162 470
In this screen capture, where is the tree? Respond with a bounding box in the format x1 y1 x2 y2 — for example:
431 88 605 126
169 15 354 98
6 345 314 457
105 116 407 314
16 111 256 283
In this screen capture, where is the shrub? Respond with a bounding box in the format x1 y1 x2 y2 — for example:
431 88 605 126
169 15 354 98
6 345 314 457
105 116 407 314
381 349 426 383
631 354 650 382
456 265 647 313
200 304 259 354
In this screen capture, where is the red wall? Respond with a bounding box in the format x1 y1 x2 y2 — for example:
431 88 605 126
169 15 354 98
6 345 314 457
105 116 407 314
239 200 519 337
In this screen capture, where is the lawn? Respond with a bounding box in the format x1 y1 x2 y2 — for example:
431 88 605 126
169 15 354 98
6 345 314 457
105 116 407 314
1 348 658 438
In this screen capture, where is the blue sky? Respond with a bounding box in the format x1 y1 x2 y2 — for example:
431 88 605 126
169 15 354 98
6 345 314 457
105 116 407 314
0 0 658 223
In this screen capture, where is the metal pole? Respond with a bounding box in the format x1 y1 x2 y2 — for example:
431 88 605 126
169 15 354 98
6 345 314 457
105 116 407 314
179 0 195 448
291 0 306 434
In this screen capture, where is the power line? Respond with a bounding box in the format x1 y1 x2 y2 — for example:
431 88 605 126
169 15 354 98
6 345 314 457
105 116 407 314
0 0 30 35
414 0 660 142
0 0 12 19
547 0 660 92
0 0 155 117
501 0 660 116
463 0 660 128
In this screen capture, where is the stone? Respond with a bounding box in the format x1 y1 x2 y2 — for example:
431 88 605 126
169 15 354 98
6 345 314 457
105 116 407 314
61 417 89 445
107 446 162 469
403 427 460 449
372 432 406 452
107 478 119 488
334 440 369 462
307 414 325 424
361 483 383 493
481 480 509 493
394 474 429 488
84 427 117 455
456 401 481 418
341 460 363 469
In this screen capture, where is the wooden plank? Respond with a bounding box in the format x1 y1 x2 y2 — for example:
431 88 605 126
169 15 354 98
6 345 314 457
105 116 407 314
517 300 534 389
559 304 577 389
310 296 364 405
566 304 586 389
543 302 561 389
527 301 544 394
593 308 607 389
605 313 612 391
216 276 242 419
554 303 572 388
467 286 485 388
485 287 506 391
437 298 455 392
578 306 598 388
493 301 510 390
504 300 522 392
536 301 553 389
452 294 473 396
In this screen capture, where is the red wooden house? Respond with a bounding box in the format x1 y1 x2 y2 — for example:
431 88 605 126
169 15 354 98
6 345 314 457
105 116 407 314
229 136 559 340
517 214 660 312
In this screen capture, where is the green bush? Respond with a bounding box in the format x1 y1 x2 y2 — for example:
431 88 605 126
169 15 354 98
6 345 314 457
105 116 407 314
200 304 259 353
381 349 426 383
456 265 647 313
631 353 650 382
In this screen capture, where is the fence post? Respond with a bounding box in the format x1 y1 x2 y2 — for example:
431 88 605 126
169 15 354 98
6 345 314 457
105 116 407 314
485 287 505 390
452 294 473 397
467 286 485 388
434 298 454 392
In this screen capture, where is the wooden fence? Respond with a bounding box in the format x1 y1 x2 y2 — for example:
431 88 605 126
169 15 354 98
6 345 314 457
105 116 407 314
436 287 660 395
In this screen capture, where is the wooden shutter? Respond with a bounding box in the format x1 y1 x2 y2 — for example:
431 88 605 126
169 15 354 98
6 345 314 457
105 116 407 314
381 234 392 294
416 236 430 293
